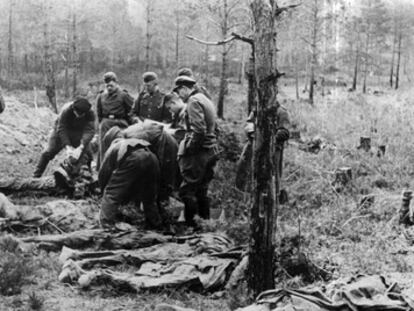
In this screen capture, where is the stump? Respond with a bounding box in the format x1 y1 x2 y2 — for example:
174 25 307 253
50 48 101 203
399 190 413 225
357 136 371 152
334 167 352 186
359 194 375 209
377 145 386 157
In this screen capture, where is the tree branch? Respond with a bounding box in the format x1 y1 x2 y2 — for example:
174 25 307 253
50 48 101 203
186 32 254 47
231 32 254 46
274 3 301 17
186 34 237 46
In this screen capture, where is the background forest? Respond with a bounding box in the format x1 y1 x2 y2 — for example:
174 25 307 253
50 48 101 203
1 0 414 114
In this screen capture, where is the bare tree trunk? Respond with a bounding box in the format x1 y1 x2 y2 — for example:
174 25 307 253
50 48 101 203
7 0 14 80
43 0 57 113
362 33 370 94
389 30 396 88
309 0 319 105
248 0 280 297
395 32 402 90
72 9 78 97
204 23 210 89
145 0 152 71
217 0 229 119
246 56 256 114
64 32 70 98
175 10 180 68
352 46 358 91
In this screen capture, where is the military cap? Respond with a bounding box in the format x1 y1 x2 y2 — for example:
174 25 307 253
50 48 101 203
103 72 117 83
173 75 196 92
73 98 91 113
177 67 194 77
142 72 158 83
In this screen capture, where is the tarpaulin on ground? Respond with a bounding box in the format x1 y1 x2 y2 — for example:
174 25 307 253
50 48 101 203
57 232 242 292
237 275 414 311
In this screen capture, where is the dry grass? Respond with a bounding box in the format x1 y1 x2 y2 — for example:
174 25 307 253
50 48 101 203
2 83 414 310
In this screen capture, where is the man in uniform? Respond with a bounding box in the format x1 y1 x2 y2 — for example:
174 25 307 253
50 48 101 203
131 72 171 123
164 92 187 144
33 98 95 178
177 68 211 100
98 134 164 230
96 72 133 168
174 76 220 227
102 121 178 210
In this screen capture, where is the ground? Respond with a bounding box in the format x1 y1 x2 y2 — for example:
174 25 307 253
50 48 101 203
1 83 414 310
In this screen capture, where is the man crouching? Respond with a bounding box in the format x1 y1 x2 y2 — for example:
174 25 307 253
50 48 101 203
98 136 163 230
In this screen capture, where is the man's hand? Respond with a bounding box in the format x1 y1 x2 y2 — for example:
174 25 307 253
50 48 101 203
71 145 84 160
65 146 75 158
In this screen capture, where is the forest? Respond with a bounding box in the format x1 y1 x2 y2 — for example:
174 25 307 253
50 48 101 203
2 0 414 310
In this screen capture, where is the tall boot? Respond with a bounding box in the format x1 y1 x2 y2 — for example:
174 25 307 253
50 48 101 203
182 196 199 227
33 153 51 178
197 196 210 220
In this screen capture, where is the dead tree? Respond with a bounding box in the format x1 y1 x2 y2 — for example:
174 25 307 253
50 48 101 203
248 0 286 296
72 8 78 97
7 0 15 80
144 0 153 71
395 32 402 90
43 0 57 113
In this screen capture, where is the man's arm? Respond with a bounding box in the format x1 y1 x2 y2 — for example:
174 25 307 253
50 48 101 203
56 107 72 147
81 111 96 146
98 144 118 191
122 90 134 124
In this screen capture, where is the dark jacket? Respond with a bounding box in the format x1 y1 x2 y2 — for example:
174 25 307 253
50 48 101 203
55 102 95 147
98 138 150 191
96 87 133 123
131 89 171 123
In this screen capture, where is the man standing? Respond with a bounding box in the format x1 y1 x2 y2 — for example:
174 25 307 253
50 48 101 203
96 72 133 167
177 68 211 100
174 76 220 227
33 98 95 178
131 72 171 123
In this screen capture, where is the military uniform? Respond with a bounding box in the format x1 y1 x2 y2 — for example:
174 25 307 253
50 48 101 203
98 137 163 229
96 87 133 167
34 100 95 177
103 121 178 208
178 90 219 227
131 89 171 123
169 105 187 144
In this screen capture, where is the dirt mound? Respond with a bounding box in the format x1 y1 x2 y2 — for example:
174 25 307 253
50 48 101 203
0 96 56 178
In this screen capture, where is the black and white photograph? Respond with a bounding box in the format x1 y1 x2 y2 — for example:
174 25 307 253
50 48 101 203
1 0 414 310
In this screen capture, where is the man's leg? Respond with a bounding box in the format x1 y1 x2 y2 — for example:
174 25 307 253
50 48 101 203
33 131 63 178
178 154 204 227
196 148 219 219
135 150 163 229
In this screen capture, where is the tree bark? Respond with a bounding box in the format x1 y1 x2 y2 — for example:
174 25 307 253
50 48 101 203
7 0 14 80
175 10 180 68
352 45 359 91
395 32 402 90
362 33 370 94
72 9 78 97
389 29 396 88
43 0 57 113
248 0 280 297
145 0 152 72
64 32 70 98
217 0 229 119
309 0 319 105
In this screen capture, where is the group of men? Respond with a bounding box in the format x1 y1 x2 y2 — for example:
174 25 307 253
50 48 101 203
33 69 220 231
